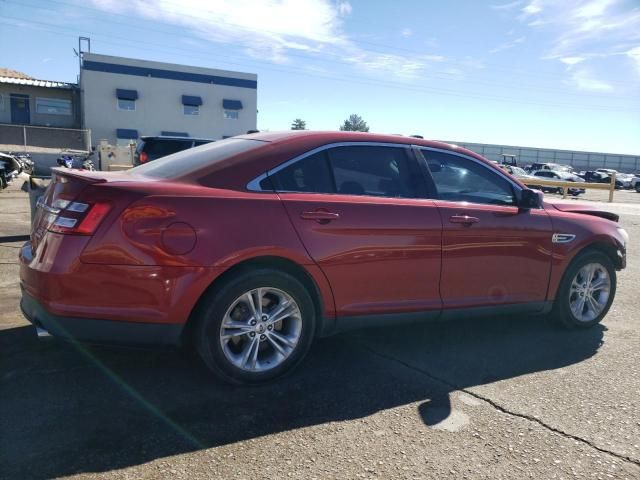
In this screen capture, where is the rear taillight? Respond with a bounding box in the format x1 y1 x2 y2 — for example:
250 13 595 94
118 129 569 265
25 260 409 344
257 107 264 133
49 201 111 235
140 151 148 164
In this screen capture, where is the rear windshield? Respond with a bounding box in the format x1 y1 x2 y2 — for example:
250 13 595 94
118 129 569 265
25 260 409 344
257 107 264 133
128 138 267 179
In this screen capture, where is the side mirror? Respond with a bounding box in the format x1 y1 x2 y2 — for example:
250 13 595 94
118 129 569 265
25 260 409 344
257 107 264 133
519 188 543 209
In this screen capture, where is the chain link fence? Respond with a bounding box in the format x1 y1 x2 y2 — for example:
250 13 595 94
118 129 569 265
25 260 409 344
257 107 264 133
449 141 640 173
0 123 91 152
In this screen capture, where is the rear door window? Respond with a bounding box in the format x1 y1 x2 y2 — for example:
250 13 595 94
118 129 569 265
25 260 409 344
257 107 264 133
327 146 422 198
267 145 424 198
268 151 335 193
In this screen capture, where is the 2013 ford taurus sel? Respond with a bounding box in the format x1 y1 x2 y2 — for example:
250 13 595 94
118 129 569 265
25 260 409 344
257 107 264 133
20 131 628 383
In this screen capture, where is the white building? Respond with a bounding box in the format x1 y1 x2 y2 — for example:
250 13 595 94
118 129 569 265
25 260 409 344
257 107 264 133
80 53 257 145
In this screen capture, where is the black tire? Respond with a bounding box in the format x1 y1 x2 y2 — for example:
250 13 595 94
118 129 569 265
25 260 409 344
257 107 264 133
635 183 640 193
551 249 616 329
193 268 316 384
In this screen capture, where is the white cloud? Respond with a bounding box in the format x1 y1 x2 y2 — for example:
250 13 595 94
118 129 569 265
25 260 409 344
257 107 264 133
521 0 543 16
560 56 585 65
627 46 640 75
344 53 441 80
88 0 446 79
490 1 523 10
401 28 413 38
91 0 349 59
337 1 352 16
568 68 613 91
508 0 640 87
574 0 616 19
490 36 525 54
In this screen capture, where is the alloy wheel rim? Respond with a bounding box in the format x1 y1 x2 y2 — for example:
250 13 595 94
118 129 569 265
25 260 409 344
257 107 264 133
569 263 610 322
219 287 302 372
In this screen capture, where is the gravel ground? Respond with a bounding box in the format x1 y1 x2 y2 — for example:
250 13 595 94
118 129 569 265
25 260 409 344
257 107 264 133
1 178 639 480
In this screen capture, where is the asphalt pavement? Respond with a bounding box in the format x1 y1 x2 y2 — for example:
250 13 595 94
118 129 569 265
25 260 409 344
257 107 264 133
1 178 639 479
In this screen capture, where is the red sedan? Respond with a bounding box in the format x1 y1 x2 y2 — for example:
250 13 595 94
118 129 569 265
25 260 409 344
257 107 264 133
20 132 628 383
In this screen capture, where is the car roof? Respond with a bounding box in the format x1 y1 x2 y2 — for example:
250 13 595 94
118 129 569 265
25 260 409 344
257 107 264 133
140 136 215 142
236 130 486 160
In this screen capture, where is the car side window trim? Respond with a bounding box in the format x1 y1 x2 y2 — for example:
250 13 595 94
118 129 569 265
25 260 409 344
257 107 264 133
413 146 525 205
247 141 424 195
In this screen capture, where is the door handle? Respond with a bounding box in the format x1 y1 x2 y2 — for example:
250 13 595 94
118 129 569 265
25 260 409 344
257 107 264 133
449 215 479 225
300 210 340 222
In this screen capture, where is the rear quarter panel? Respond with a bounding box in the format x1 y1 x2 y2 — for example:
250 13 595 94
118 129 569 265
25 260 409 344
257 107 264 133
79 189 336 318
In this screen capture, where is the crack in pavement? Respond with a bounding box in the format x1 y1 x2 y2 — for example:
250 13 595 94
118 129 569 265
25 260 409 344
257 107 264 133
355 339 640 468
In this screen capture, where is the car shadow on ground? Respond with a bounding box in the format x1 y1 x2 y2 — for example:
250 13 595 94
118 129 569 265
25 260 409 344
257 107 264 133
0 315 604 479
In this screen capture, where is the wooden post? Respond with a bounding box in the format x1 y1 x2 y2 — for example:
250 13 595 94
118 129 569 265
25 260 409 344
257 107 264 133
609 172 616 203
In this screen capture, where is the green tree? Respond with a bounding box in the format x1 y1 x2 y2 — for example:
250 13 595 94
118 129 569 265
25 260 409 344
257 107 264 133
339 114 369 132
291 118 307 130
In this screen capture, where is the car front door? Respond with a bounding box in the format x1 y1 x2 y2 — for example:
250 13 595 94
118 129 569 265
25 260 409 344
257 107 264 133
267 143 443 319
417 147 553 310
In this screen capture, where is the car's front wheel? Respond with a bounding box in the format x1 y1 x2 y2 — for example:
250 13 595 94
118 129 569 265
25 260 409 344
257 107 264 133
194 268 316 384
552 250 616 328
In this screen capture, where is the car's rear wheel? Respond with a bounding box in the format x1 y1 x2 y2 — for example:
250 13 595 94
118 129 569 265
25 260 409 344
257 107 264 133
551 250 616 328
194 269 316 384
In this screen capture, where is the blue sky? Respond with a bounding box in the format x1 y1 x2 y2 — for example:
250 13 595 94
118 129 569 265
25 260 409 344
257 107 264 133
1 0 639 154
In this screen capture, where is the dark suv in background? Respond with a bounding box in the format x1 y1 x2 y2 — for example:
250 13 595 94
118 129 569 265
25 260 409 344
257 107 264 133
134 136 215 165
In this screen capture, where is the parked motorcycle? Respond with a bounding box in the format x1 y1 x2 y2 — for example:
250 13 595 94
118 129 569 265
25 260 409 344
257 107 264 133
55 150 96 171
0 163 7 190
0 152 22 188
6 152 34 175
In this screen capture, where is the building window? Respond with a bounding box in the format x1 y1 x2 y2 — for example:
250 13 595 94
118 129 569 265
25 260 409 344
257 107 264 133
35 97 72 115
181 95 202 116
184 104 200 116
224 110 239 120
116 89 138 111
118 98 136 111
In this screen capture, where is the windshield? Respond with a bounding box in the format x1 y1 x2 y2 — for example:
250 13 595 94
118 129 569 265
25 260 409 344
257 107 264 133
128 138 267 179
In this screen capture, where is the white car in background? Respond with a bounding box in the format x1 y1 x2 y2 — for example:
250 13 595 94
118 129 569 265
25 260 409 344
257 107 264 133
596 168 637 189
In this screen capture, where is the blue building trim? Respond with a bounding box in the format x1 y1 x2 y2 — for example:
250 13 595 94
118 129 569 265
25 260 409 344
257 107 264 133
222 99 243 110
116 89 138 100
83 61 257 89
181 95 202 106
116 128 138 139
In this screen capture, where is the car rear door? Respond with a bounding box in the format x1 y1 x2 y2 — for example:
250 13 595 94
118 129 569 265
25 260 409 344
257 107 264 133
416 147 553 310
267 143 443 319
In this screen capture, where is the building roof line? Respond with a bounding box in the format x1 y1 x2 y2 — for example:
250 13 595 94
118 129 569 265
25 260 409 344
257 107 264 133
0 75 77 89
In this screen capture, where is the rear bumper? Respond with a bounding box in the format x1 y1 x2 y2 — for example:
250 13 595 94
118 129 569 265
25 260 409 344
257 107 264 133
19 239 220 327
20 290 183 346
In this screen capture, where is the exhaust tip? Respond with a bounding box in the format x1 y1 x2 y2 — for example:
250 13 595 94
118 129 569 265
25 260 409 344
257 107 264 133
36 326 52 339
